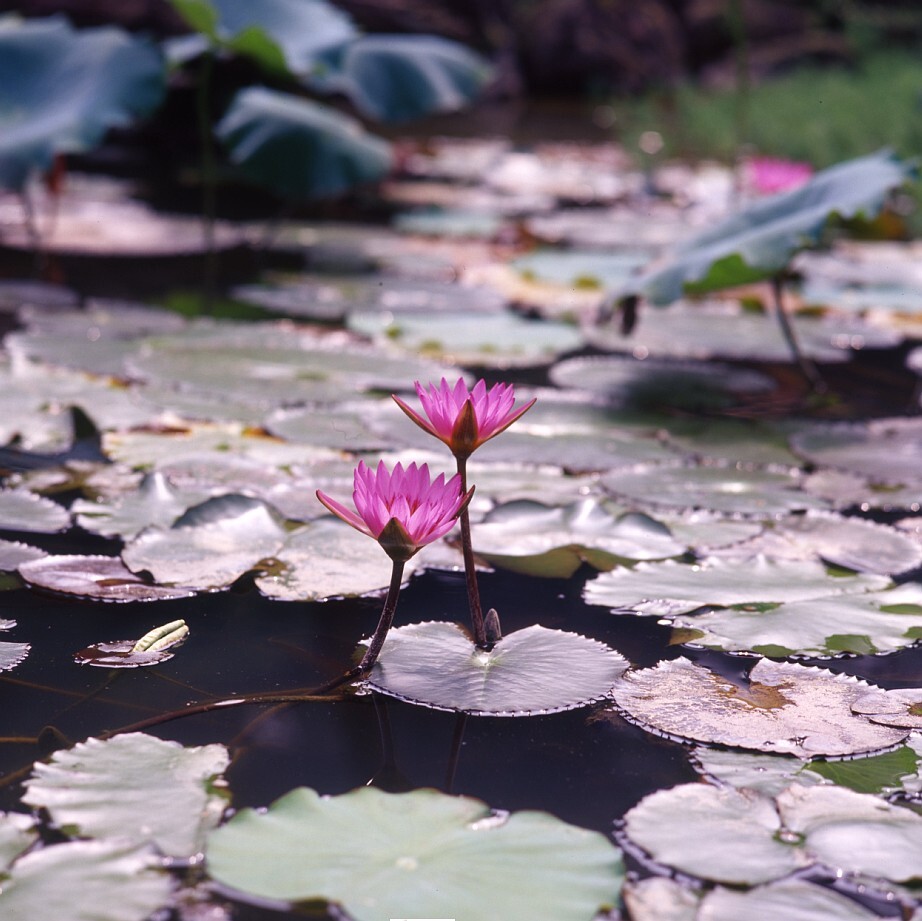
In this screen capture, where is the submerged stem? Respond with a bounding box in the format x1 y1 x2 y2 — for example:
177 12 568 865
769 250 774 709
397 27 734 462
456 456 487 648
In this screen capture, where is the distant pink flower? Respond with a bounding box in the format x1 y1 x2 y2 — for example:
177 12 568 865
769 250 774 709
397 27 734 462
745 156 813 196
393 377 536 460
316 460 471 562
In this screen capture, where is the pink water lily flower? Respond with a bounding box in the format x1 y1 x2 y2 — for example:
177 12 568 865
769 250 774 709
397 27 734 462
393 377 536 460
316 460 471 563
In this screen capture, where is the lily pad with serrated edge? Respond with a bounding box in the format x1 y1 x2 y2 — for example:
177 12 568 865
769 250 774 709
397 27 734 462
791 418 922 486
621 876 699 921
470 498 685 577
0 538 45 570
851 686 922 729
0 488 70 533
668 582 922 657
122 495 288 590
347 310 585 367
23 733 228 858
713 510 922 576
0 838 171 921
255 517 417 601
367 621 628 716
584 555 889 618
206 785 623 921
609 657 908 757
804 468 922 512
0 812 38 871
17 554 195 602
263 403 395 452
699 880 882 921
658 416 805 467
0 619 29 672
72 471 212 540
600 461 829 517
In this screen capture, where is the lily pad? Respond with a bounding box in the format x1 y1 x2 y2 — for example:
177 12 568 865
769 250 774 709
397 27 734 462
599 461 829 517
255 517 416 601
669 582 922 657
0 838 172 920
18 554 195 602
692 748 825 797
0 812 38 871
609 657 908 757
0 488 70 533
584 555 888 618
0 538 45 570
470 498 685 577
206 785 623 920
122 495 288 590
368 622 628 716
713 510 922 576
852 687 922 730
23 733 229 857
72 471 212 540
0 619 29 673
792 418 922 486
348 310 585 367
698 880 883 921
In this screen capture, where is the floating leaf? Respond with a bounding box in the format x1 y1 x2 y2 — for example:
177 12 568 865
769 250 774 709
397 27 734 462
792 418 922 486
0 488 70 533
609 658 907 757
668 583 922 657
692 748 824 797
613 150 915 307
0 538 45 570
75 620 190 668
255 517 416 601
622 876 699 921
0 812 38 871
368 622 628 716
18 555 195 602
699 880 881 921
0 619 29 672
0 838 171 920
807 745 921 794
623 783 807 884
470 499 685 577
24 734 227 857
216 87 393 200
852 687 922 730
714 510 922 575
584 556 888 618
0 15 165 190
348 310 585 367
206 785 623 920
122 495 288 590
72 472 211 540
600 461 829 517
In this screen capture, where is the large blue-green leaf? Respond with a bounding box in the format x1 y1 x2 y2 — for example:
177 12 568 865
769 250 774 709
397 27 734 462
0 15 165 191
216 86 392 199
207 785 623 920
168 0 356 74
614 150 915 306
311 34 491 122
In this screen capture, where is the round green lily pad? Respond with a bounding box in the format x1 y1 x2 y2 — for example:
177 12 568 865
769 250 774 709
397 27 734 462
206 785 624 920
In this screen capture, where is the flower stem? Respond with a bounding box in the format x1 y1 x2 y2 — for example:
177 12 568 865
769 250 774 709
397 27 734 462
456 457 487 648
356 558 406 673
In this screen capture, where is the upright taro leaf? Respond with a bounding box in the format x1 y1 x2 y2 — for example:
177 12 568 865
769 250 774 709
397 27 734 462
613 150 915 308
310 34 492 122
606 150 915 378
168 0 357 74
0 15 166 191
216 87 393 199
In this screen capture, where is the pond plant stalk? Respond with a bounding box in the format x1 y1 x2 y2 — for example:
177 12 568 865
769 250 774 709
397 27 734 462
393 378 536 647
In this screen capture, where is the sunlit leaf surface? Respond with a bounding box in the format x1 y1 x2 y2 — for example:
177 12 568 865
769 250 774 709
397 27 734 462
368 622 628 715
0 838 172 920
206 785 624 920
0 812 38 871
698 880 882 921
609 658 907 757
23 733 229 857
